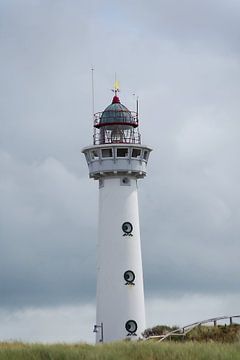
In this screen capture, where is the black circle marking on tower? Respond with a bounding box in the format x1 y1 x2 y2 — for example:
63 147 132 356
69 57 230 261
124 270 135 285
122 177 130 185
122 222 133 236
125 320 138 335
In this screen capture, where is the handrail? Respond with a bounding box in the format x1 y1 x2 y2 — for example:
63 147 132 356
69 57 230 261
145 315 240 342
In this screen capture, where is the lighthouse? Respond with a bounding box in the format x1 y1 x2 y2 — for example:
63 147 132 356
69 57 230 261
82 84 151 342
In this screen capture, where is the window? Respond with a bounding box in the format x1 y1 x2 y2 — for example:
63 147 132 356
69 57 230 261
143 150 149 161
85 152 91 163
91 150 99 160
132 148 141 158
117 148 128 157
101 148 113 158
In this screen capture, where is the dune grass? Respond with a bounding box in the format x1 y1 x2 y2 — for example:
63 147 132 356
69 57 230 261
0 341 240 360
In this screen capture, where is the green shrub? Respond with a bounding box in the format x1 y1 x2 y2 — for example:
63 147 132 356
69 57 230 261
142 324 178 338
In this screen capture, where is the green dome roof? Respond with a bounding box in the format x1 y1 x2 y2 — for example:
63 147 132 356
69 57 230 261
99 96 136 126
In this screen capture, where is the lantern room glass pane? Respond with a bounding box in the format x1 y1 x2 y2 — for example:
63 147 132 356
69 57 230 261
91 150 99 160
132 148 141 158
101 148 113 158
143 150 149 160
117 148 129 157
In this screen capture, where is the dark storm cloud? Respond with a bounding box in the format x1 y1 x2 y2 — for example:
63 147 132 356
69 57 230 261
1 0 240 312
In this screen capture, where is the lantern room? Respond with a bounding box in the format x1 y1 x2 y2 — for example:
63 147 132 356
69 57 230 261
93 95 140 145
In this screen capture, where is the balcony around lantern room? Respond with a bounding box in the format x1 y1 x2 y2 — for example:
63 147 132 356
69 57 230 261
82 144 152 180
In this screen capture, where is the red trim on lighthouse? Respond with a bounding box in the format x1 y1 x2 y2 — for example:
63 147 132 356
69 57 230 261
94 121 138 129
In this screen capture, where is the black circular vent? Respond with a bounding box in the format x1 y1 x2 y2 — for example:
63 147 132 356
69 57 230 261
124 270 135 284
125 320 137 334
122 222 133 234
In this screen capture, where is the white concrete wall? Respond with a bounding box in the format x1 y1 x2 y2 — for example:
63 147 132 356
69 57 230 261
96 176 145 343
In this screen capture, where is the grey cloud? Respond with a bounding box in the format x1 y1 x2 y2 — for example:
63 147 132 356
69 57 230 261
124 0 240 54
0 154 97 308
0 305 95 342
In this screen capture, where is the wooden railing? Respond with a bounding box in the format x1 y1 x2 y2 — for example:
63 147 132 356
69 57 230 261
146 315 240 342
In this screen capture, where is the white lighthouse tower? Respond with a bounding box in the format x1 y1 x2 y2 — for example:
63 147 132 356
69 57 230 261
82 84 151 343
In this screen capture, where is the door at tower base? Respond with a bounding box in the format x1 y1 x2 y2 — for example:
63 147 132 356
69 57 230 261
95 176 146 343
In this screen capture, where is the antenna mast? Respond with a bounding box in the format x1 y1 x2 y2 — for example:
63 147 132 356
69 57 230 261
133 93 139 121
91 67 95 119
136 96 139 121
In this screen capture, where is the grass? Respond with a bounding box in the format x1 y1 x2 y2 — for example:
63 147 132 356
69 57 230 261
0 341 240 360
186 324 240 342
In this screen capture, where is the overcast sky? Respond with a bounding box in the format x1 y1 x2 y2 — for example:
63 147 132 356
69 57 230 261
1 0 240 343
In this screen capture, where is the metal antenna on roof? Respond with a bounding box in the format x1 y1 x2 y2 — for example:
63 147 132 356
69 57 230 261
133 93 139 122
91 66 95 120
136 96 139 122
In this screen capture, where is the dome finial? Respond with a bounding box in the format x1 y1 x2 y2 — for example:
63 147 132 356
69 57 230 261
114 79 120 95
112 75 120 103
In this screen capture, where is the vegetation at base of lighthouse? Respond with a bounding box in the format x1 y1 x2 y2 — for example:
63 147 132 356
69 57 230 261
143 323 240 342
0 341 240 360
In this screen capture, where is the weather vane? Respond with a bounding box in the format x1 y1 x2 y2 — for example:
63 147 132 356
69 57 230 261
112 73 120 96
